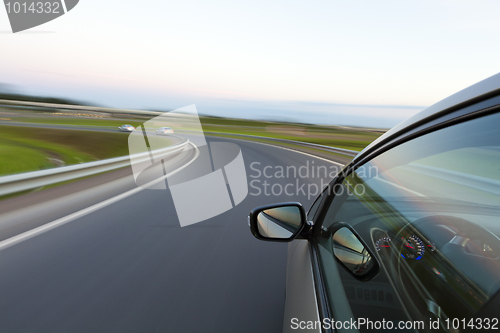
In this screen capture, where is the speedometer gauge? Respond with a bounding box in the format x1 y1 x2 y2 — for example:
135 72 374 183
400 235 425 260
375 237 391 252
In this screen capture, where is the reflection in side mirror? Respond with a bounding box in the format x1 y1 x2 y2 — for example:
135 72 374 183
249 202 306 242
332 226 378 280
257 206 301 239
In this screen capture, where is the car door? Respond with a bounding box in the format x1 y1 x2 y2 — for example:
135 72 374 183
310 111 500 332
282 195 324 333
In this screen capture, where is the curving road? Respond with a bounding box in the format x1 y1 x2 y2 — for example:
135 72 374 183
0 136 343 333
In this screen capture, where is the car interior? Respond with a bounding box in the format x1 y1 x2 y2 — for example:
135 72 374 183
315 112 500 332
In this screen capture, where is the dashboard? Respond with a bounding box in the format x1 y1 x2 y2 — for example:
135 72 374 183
369 215 500 329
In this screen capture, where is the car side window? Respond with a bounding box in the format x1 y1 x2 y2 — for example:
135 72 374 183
316 112 500 332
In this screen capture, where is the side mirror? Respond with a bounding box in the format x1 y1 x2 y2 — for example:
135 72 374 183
331 224 379 281
249 202 306 242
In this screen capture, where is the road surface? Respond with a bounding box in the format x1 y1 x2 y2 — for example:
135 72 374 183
0 135 343 333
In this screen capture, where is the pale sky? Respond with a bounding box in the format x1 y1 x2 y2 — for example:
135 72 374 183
1 0 500 127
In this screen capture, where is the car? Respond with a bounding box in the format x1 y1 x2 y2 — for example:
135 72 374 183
118 124 135 132
249 73 500 333
156 127 174 135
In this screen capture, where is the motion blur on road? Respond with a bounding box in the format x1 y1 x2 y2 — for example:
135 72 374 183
2 0 499 331
0 98 357 332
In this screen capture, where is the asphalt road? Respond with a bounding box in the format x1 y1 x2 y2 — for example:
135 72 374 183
0 136 342 333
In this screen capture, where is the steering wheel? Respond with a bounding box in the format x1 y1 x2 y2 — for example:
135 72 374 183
413 215 500 257
415 215 500 295
390 215 500 330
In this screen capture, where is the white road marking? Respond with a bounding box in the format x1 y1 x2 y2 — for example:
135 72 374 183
231 137 346 167
0 143 200 252
0 138 346 251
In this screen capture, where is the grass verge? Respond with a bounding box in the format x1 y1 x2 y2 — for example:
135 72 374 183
0 125 135 176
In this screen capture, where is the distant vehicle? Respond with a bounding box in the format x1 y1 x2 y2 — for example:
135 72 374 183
118 124 135 132
249 73 500 333
156 127 174 135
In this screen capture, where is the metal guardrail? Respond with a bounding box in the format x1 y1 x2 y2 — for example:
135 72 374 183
0 130 357 197
205 132 359 157
0 139 190 197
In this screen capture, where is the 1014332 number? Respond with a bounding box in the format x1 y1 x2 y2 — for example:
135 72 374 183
5 2 60 14
444 318 499 330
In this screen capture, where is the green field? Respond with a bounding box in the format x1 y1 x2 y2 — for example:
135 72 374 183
0 110 383 178
4 114 383 152
199 117 382 152
0 125 135 176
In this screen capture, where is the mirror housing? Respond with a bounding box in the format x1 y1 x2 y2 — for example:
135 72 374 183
330 222 379 281
249 202 307 242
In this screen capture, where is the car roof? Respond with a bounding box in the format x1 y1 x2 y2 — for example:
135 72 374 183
353 72 500 164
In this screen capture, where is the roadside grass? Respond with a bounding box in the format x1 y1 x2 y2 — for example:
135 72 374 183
0 112 381 178
4 113 383 152
0 142 51 175
201 125 376 151
198 116 382 152
0 125 134 176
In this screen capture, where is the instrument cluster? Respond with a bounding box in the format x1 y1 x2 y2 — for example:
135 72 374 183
374 232 435 260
